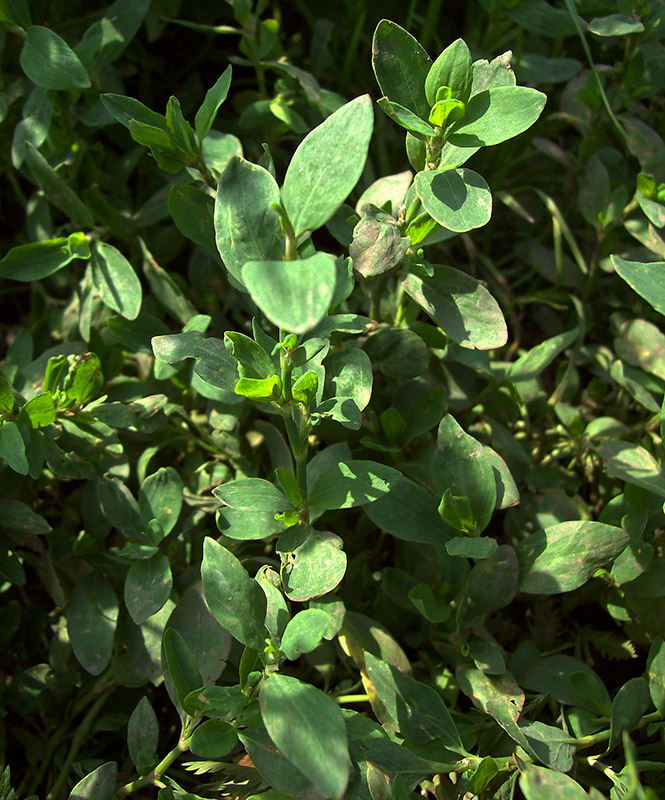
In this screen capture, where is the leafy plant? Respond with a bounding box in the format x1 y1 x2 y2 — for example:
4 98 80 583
1 1 665 799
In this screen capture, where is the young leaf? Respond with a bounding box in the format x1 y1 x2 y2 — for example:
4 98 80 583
91 241 142 320
0 234 90 281
282 96 374 236
100 93 167 130
67 574 118 675
516 521 630 594
259 673 350 800
414 168 492 232
152 331 238 391
402 264 507 350
195 65 232 141
372 20 432 118
20 25 91 90
447 86 546 147
308 460 401 512
243 253 336 335
201 537 267 650
214 156 284 285
127 697 158 775
425 38 473 105
376 98 436 137
433 415 497 535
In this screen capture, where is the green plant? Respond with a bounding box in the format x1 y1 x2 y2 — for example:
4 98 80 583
1 1 665 799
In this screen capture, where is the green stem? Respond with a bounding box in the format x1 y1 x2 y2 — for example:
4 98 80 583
46 684 115 800
117 736 191 797
562 0 627 142
574 710 663 750
335 693 370 704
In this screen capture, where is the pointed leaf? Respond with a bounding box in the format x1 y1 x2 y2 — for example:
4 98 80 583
21 25 90 90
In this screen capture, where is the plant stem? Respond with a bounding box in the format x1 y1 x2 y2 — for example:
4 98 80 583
46 683 115 800
335 693 370 704
117 736 191 797
574 710 663 750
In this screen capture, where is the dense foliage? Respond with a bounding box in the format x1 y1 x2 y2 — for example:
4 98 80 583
1 0 665 798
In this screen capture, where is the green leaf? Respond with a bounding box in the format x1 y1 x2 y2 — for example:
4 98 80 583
234 375 282 401
168 186 217 255
414 168 492 232
68 762 117 800
213 478 291 512
129 120 185 172
239 724 325 800
612 257 665 317
365 476 454 546
280 609 331 660
425 38 473 105
100 93 167 130
190 720 238 760
127 697 158 775
595 440 665 498
152 331 238 391
509 327 579 381
91 241 142 320
201 537 267 650
259 673 350 800
520 766 591 799
139 467 183 539
21 392 55 428
195 65 232 141
372 20 432 118
309 460 401 513
0 498 51 538
216 508 285 541
376 98 436 138
214 156 284 285
609 677 651 751
125 553 173 625
75 0 150 72
0 376 14 417
403 264 507 349
448 86 546 147
0 421 29 475
460 545 519 617
277 527 347 602
165 96 195 152
446 536 498 559
364 652 465 753
457 668 533 755
67 573 118 675
243 253 336 335
647 638 665 715
97 475 143 540
21 25 90 90
516 521 630 594
588 14 644 36
433 415 497 535
24 145 95 228
163 627 203 709
0 233 90 281
282 95 373 236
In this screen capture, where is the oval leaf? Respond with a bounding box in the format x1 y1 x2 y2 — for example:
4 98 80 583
282 95 374 236
21 26 91 90
260 673 350 800
414 168 492 232
243 253 336 335
67 573 118 675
